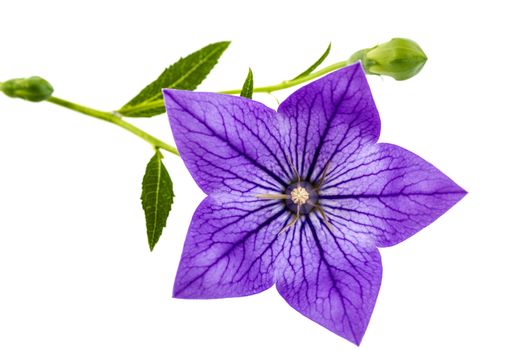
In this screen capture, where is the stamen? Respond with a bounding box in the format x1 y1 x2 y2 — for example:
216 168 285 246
314 204 334 231
255 193 289 200
279 204 301 234
315 161 331 191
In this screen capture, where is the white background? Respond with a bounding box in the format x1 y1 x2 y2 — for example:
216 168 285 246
0 1 523 349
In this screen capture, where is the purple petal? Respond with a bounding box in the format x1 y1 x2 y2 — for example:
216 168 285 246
320 143 467 247
276 213 381 345
163 90 293 194
277 62 380 182
173 193 290 298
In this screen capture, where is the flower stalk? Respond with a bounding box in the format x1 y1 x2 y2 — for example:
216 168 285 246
1 62 353 158
219 60 350 95
1 38 427 158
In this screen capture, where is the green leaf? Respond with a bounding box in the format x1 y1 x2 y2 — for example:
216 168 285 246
291 43 331 80
119 41 231 117
240 68 253 99
141 150 174 251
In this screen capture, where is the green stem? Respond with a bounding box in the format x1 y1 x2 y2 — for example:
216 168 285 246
4 58 354 157
220 60 349 94
46 96 179 156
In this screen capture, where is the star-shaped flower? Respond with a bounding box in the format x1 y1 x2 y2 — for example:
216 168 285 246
162 63 466 345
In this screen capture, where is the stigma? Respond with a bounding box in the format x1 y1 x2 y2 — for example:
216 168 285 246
290 186 309 205
285 181 318 214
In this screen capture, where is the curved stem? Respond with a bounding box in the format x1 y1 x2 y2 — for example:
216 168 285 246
4 59 355 157
219 60 349 95
46 96 179 156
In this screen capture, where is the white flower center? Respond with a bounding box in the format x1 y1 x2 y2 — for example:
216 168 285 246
290 186 309 205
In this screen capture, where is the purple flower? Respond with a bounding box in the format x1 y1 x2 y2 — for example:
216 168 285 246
162 63 465 345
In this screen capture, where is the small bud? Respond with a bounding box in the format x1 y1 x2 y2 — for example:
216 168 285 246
350 38 427 81
1 76 54 102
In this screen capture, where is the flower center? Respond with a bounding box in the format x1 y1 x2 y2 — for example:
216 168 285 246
285 181 318 215
290 186 309 205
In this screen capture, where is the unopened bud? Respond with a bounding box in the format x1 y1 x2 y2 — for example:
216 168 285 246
350 38 427 81
1 76 54 102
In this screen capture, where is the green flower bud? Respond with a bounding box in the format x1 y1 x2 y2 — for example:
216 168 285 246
350 38 427 81
1 76 54 102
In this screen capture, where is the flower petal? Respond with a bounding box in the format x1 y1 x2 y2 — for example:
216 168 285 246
276 213 381 345
173 193 291 298
163 90 293 194
320 143 467 247
277 62 380 183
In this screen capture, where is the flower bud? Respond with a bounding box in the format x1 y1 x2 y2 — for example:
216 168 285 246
350 38 427 81
1 76 54 102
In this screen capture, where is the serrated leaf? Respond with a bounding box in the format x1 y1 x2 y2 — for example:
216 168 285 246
141 150 174 251
240 68 253 99
119 41 230 117
291 43 331 80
